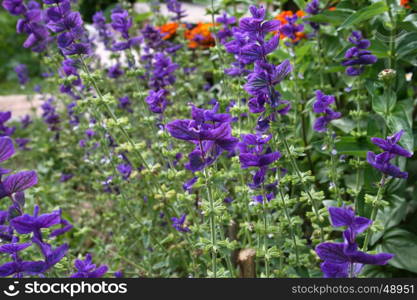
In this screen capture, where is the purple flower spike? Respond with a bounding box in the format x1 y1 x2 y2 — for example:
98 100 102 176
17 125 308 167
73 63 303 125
166 105 238 172
111 8 132 40
342 31 377 76
312 90 341 132
14 64 29 85
167 0 187 21
367 130 412 179
313 90 335 113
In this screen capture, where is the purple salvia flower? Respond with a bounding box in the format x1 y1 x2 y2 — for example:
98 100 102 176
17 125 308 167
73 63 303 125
316 242 393 278
34 239 69 271
312 90 341 132
342 31 377 76
216 12 236 44
171 214 190 233
15 138 30 151
183 176 197 193
2 0 26 16
367 152 408 179
0 111 16 137
59 173 74 183
20 115 32 129
71 253 108 278
92 11 114 50
328 206 372 237
305 0 320 30
367 130 412 179
41 98 61 132
14 64 29 85
111 8 132 40
10 205 60 241
3 170 38 195
118 96 132 112
117 163 132 180
306 0 320 15
167 104 238 172
114 270 123 278
145 89 168 114
107 63 124 79
166 0 187 22
370 130 413 158
279 14 305 43
0 260 45 278
316 206 393 278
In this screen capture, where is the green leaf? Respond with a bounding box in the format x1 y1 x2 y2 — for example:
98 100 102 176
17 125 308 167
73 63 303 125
331 118 356 133
396 32 417 60
387 100 414 152
295 43 313 61
368 38 389 58
293 0 307 9
378 228 417 273
306 9 354 25
400 13 417 31
372 88 397 116
134 12 153 23
337 2 388 31
335 136 377 157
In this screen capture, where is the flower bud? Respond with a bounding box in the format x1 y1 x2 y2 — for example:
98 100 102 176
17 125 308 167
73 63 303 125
378 68 396 82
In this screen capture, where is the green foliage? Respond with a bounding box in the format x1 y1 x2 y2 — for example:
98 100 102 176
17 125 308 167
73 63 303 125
0 11 40 85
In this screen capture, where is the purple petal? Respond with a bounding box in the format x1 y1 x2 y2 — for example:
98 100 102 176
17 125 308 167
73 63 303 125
328 206 355 227
315 242 348 264
0 137 14 163
350 251 394 265
3 171 38 194
320 261 349 278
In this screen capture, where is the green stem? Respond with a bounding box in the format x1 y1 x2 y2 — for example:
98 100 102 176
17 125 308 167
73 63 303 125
362 175 386 252
278 185 300 266
278 127 325 242
327 131 342 205
261 186 270 277
203 167 218 277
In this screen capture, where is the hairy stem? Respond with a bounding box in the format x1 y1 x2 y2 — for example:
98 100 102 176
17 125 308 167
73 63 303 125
362 175 387 252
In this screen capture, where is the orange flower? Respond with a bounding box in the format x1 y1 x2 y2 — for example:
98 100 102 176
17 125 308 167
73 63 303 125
296 10 306 18
328 6 337 11
158 22 179 40
185 23 215 49
400 0 410 8
293 31 306 43
274 10 306 42
275 10 294 26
